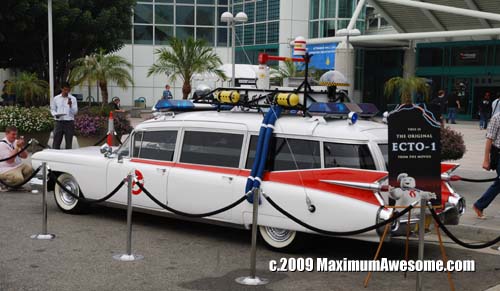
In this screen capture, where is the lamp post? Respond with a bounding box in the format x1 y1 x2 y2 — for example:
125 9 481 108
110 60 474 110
220 11 248 87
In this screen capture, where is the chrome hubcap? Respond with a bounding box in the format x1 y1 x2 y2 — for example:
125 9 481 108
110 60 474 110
265 227 292 242
60 180 78 205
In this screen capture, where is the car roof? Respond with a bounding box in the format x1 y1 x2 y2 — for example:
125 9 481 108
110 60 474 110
138 111 388 142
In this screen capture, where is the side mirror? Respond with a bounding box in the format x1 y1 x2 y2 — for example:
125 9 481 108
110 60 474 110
117 151 126 163
100 144 113 157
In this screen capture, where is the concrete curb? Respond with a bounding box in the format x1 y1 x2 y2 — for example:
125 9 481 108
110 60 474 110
446 224 500 244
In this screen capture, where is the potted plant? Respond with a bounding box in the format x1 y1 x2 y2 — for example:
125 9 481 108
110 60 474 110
74 113 107 147
0 106 54 150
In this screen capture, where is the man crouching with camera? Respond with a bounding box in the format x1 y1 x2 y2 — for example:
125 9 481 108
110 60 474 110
0 126 32 191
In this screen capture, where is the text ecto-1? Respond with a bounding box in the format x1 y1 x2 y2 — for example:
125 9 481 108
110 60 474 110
391 142 437 152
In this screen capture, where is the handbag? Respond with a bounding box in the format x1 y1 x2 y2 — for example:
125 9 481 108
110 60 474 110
490 144 499 171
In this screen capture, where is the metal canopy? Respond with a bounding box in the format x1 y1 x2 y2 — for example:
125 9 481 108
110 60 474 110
371 0 500 34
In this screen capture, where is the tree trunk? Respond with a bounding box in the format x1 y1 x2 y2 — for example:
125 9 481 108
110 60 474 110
182 80 191 100
99 80 109 106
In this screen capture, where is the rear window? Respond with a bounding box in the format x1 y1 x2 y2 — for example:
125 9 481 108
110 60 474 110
246 136 321 171
180 131 243 168
324 142 376 170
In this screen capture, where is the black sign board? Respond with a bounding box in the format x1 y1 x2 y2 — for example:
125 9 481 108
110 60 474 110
388 105 441 206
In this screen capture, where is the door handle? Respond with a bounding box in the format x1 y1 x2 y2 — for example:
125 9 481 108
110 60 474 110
156 168 167 174
222 175 234 182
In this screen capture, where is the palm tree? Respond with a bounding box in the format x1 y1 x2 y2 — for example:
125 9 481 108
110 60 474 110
10 72 48 107
69 49 133 106
384 76 429 104
272 60 299 86
148 37 226 99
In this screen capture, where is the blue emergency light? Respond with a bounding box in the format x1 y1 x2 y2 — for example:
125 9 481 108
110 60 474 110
155 100 195 111
308 102 350 115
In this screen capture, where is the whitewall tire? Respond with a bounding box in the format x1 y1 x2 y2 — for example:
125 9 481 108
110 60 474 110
53 173 87 214
259 226 303 252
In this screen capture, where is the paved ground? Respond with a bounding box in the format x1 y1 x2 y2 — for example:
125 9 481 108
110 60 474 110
0 192 499 291
1 116 500 290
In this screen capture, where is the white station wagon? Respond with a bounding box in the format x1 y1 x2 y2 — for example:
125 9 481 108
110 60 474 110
31 99 464 251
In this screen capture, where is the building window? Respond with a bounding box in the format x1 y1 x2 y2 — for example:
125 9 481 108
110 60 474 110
244 24 254 45
134 25 153 45
198 0 215 4
256 0 267 22
197 6 215 26
217 27 228 46
155 4 174 25
320 0 336 18
320 20 335 37
246 136 321 171
255 23 267 45
155 26 174 45
176 26 195 40
177 0 194 4
418 47 443 67
310 0 319 20
268 0 280 21
197 27 215 46
134 4 153 24
180 131 244 168
267 21 279 43
156 0 173 3
235 25 243 44
176 5 195 26
309 21 319 38
244 2 255 23
338 0 354 18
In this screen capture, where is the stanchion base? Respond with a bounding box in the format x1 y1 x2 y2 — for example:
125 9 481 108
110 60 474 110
112 254 144 262
235 276 269 286
30 234 55 240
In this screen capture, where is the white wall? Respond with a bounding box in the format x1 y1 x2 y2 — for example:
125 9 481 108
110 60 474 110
73 44 232 107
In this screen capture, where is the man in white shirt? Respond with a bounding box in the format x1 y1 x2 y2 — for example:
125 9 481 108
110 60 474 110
0 126 32 187
50 82 78 149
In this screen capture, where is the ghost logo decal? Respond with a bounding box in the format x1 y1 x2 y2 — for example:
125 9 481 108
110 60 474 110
132 170 144 195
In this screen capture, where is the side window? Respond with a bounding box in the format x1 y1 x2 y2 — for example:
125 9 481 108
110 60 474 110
180 131 243 168
324 142 376 170
132 130 178 161
246 135 321 171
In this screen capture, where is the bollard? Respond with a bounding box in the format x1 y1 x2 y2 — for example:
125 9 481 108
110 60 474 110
31 162 55 240
235 188 268 286
113 172 143 261
416 198 426 291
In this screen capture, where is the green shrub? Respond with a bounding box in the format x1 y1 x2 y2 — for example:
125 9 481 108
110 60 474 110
0 106 53 132
441 126 466 161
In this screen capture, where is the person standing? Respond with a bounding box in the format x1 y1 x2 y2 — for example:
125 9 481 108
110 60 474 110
478 92 491 130
0 126 33 189
162 84 173 100
474 113 500 219
50 82 78 149
429 90 447 126
447 90 461 124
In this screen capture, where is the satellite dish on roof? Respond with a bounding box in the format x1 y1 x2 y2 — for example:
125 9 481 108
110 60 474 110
319 70 350 87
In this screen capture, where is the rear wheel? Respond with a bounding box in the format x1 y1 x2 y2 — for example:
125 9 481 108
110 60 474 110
53 173 87 214
259 226 304 252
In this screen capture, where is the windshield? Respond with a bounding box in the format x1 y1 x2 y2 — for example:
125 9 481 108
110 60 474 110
115 134 131 157
378 144 388 170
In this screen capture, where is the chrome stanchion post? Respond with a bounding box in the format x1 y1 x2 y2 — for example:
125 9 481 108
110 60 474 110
31 162 55 240
113 171 143 261
236 188 269 286
416 198 425 291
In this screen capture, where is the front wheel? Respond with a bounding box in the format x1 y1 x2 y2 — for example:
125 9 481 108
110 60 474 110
53 173 88 214
259 226 304 252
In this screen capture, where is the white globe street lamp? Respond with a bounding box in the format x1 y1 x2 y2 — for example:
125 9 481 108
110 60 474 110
221 11 248 87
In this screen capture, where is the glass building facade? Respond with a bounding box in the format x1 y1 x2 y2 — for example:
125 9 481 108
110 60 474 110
132 0 230 46
309 0 365 39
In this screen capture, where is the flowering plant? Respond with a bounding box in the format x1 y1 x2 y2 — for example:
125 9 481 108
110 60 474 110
75 114 107 137
0 106 54 132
